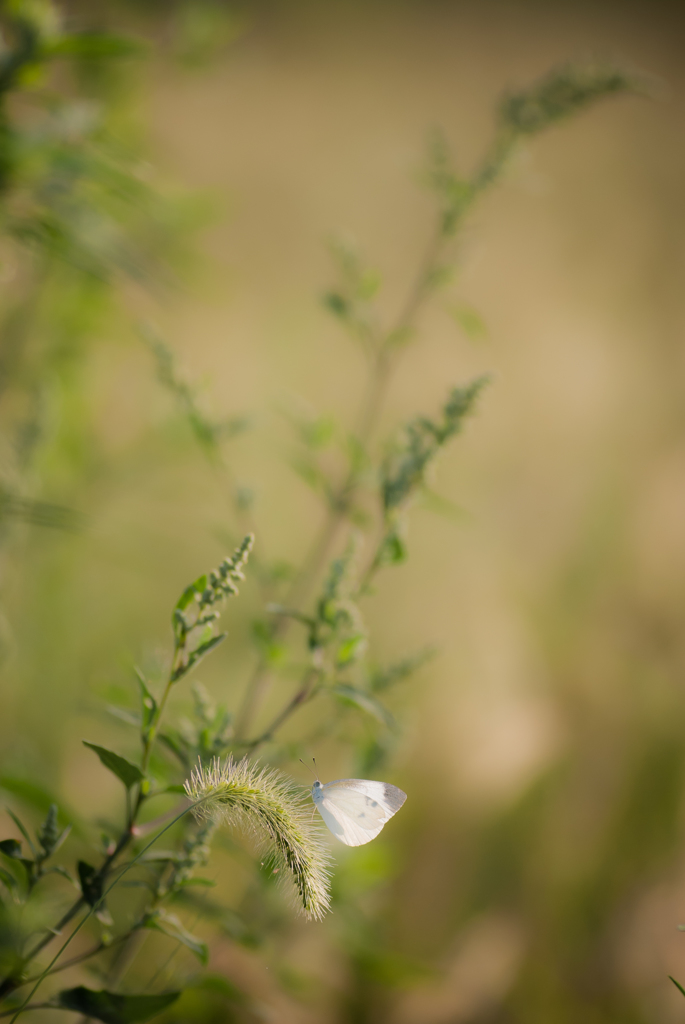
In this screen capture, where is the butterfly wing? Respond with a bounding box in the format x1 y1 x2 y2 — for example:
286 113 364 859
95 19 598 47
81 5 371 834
316 779 407 847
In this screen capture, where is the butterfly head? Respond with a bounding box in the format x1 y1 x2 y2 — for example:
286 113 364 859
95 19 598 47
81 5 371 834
311 779 323 803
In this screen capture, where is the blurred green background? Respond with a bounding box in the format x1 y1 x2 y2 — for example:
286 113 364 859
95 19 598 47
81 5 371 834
2 0 685 1020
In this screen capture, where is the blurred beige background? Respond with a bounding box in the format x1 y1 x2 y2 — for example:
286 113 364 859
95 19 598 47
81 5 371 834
4 1 685 1020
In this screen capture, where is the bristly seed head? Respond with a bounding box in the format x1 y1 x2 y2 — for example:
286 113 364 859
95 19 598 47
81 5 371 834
184 756 331 921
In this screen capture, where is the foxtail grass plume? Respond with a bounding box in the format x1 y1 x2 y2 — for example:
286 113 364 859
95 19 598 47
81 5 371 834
185 757 331 920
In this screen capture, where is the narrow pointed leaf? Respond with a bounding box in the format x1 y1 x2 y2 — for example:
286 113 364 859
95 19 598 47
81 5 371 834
56 986 180 1024
5 809 37 857
83 742 144 790
670 976 685 998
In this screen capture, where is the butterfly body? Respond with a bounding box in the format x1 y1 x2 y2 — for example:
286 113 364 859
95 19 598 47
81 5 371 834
311 778 407 846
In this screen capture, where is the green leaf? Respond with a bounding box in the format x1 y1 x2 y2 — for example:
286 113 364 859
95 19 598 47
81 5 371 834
5 809 37 858
175 575 207 613
0 839 21 859
37 804 61 858
83 742 145 790
42 33 144 60
500 64 642 137
77 861 103 907
323 291 350 319
450 304 487 341
377 530 407 567
158 732 190 767
670 976 685 998
143 910 209 964
331 685 395 728
336 634 367 667
19 859 36 885
56 987 180 1024
0 866 19 894
48 865 77 885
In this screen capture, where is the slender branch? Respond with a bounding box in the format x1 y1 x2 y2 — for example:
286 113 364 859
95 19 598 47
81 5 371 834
0 1005 54 1019
1 633 188 996
8 803 198 1023
245 669 321 753
21 935 128 987
234 225 444 741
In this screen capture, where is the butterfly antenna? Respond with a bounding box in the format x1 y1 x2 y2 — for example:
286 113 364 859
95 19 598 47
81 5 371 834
299 758 319 781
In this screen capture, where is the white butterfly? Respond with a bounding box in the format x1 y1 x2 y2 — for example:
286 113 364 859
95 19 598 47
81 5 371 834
310 776 407 846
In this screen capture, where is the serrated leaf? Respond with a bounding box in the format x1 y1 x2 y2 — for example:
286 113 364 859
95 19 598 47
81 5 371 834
0 839 22 859
83 742 144 790
331 685 395 728
56 986 180 1024
78 861 103 907
143 910 209 964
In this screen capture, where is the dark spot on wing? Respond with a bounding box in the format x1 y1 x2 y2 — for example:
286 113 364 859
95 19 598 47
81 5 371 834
383 784 407 811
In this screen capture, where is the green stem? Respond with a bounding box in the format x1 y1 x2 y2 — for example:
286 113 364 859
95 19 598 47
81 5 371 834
8 803 200 1023
245 669 321 753
3 644 185 995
